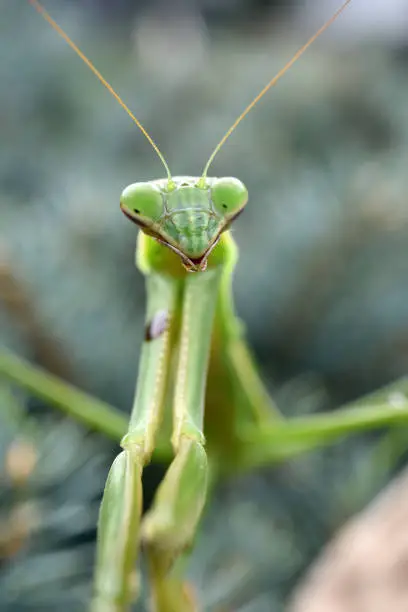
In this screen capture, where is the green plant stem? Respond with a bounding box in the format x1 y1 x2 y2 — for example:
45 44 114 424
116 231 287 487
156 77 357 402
0 349 127 441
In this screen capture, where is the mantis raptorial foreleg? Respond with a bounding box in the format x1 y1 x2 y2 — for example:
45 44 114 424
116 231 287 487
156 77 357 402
92 448 143 611
143 268 221 545
144 438 208 612
92 268 178 608
92 239 222 609
140 250 222 609
122 272 178 461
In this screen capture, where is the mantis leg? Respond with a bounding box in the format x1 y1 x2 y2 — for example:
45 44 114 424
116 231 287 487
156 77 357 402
142 268 221 611
203 232 280 473
217 232 280 424
92 271 179 611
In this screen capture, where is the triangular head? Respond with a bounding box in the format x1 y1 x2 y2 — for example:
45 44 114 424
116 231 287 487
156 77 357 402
120 176 248 271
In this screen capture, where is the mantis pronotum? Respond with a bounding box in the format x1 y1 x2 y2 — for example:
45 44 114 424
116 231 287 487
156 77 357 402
14 0 374 609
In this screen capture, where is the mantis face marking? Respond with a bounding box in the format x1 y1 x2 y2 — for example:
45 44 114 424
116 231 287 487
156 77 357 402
120 176 248 271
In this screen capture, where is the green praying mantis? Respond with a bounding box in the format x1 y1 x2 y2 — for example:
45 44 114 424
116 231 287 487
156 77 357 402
2 0 408 609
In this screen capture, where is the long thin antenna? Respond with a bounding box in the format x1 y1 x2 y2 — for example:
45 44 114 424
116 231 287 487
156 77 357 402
28 0 173 183
201 0 351 181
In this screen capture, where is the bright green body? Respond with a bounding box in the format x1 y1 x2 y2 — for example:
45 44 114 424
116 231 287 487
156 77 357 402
135 228 277 461
93 184 279 609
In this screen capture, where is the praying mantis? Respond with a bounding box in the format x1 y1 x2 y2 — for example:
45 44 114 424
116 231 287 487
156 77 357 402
2 0 408 610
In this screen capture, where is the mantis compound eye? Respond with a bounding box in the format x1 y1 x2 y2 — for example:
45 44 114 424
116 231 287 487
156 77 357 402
210 177 248 219
120 182 164 224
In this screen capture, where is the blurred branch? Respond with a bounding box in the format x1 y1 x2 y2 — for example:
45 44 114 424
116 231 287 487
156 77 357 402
0 257 73 379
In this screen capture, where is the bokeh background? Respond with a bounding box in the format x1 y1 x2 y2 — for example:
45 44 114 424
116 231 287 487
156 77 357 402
2 1 408 610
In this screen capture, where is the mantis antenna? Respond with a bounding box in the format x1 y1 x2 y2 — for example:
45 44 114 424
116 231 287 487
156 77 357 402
28 0 174 186
200 0 351 181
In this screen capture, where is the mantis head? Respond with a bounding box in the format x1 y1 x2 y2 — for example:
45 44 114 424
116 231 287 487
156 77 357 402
29 0 351 270
120 176 248 271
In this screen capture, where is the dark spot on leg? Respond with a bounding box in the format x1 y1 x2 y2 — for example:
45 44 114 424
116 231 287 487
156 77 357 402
145 309 169 341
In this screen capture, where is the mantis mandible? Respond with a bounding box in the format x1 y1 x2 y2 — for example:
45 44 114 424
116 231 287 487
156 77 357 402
26 1 351 610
